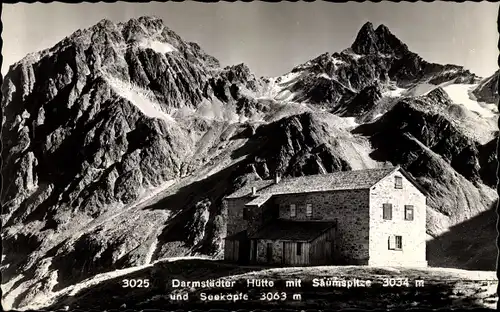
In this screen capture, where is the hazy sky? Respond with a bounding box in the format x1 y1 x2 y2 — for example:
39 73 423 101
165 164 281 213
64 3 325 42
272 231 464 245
2 1 498 78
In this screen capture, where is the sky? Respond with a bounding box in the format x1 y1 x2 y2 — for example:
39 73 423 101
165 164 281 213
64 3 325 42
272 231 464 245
2 1 499 78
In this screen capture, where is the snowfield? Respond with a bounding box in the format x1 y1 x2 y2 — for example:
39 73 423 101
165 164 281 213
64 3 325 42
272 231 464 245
138 39 177 54
404 83 436 97
259 72 303 101
403 81 497 119
442 84 496 118
103 73 176 122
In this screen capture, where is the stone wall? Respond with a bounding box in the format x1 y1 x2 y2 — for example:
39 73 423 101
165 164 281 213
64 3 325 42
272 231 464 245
225 197 251 236
225 197 272 238
256 239 284 264
369 170 427 267
275 190 370 263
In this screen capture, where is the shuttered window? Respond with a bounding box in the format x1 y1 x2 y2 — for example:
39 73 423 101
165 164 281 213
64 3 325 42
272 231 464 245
395 176 403 189
395 236 402 250
290 204 296 217
388 235 403 250
306 204 313 217
383 203 392 220
297 242 302 256
404 205 414 221
388 235 395 250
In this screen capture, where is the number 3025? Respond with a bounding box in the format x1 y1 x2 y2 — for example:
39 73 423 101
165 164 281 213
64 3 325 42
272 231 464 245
121 279 150 288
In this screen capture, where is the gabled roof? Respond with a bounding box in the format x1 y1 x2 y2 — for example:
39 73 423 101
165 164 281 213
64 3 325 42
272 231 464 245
225 167 402 205
248 220 336 242
225 179 275 199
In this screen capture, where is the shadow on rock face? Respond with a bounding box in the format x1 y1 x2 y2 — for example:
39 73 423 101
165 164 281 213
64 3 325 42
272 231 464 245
426 201 498 271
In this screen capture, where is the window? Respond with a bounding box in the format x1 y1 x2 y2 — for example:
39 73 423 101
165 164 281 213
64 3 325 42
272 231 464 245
404 205 414 221
388 235 403 250
395 236 402 250
395 176 403 189
383 203 392 220
297 242 302 256
306 204 313 217
243 207 249 220
290 204 296 217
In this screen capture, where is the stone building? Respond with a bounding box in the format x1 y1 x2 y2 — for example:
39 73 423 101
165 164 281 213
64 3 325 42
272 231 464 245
223 166 428 267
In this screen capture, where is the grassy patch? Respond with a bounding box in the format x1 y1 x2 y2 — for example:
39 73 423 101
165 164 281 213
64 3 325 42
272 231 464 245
45 259 498 311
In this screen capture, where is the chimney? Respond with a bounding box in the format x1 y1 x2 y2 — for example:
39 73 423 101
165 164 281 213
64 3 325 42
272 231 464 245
251 187 257 196
274 173 281 184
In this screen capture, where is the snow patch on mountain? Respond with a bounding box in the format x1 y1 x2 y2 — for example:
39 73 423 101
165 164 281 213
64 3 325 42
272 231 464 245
195 98 240 122
385 86 406 97
342 49 363 60
259 72 303 101
138 39 177 54
103 73 176 122
340 116 359 129
442 84 497 118
319 73 332 80
2 275 26 310
274 90 297 102
278 72 301 85
332 57 346 66
404 83 436 97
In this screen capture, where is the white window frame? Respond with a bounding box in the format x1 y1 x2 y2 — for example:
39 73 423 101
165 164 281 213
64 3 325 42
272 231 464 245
395 176 403 189
404 205 414 221
383 203 392 220
388 235 403 250
395 235 403 250
306 203 313 217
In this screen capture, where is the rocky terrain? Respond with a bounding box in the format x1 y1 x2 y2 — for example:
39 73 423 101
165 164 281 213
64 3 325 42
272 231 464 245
1 17 498 310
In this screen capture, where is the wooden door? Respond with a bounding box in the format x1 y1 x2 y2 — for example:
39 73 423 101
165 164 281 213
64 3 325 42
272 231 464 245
282 241 286 265
251 240 258 262
238 238 250 265
330 240 335 263
267 242 273 263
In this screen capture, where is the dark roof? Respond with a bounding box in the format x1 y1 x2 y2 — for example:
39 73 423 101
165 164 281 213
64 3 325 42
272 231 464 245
225 167 399 204
225 179 275 199
248 220 336 242
225 230 248 241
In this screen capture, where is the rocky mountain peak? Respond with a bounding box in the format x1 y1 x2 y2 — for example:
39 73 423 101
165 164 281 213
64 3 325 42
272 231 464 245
351 22 409 56
351 22 378 55
96 18 115 29
374 24 409 56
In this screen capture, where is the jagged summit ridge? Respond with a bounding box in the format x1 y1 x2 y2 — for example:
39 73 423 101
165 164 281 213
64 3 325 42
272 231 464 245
270 21 481 108
6 15 220 77
351 21 409 56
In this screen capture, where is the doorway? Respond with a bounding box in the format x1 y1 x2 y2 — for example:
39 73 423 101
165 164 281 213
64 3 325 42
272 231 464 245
267 242 273 263
330 240 335 263
238 238 250 265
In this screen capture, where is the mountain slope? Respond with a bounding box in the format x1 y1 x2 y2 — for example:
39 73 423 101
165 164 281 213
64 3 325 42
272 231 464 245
1 18 498 310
